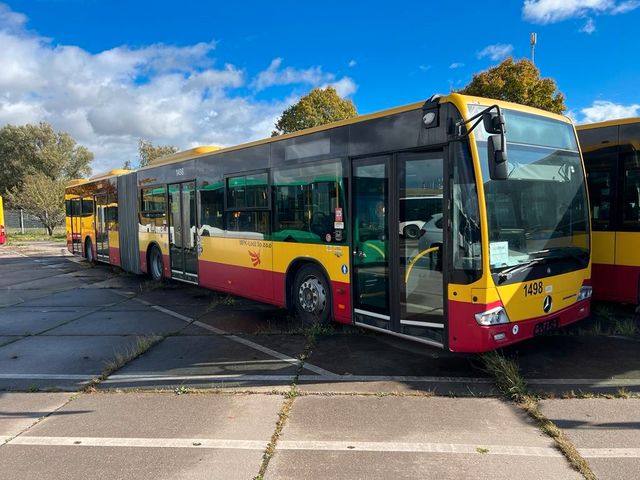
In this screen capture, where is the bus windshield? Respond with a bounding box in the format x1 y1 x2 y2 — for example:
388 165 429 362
470 106 590 271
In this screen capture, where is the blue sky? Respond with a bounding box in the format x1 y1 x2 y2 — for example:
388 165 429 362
1 0 639 171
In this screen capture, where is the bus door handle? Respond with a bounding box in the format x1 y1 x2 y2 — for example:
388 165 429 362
353 249 366 258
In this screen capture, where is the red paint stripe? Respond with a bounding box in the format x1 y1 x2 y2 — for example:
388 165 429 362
331 281 352 324
592 263 640 304
448 298 590 353
108 247 121 267
198 259 280 305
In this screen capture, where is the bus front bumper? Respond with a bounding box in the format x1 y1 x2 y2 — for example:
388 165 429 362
448 299 591 353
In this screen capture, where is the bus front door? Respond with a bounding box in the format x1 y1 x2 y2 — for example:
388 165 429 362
352 156 392 331
352 151 445 347
168 181 198 283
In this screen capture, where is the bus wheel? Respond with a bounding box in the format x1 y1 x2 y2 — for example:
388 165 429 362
293 264 331 325
403 224 420 239
148 246 164 282
84 238 94 263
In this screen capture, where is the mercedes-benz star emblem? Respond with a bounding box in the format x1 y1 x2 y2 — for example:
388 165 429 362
543 295 553 313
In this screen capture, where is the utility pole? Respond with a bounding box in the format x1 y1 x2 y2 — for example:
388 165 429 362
530 32 537 65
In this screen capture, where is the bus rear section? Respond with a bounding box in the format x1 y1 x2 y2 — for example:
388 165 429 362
0 195 6 245
577 118 640 304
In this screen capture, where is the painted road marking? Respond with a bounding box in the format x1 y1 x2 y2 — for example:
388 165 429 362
14 436 639 459
0 374 94 381
146 301 337 378
277 440 563 457
579 448 640 458
9 436 267 450
103 374 296 384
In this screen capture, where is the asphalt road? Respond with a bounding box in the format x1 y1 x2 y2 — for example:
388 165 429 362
0 241 639 479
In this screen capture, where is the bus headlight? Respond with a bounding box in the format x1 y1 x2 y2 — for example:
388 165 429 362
576 286 592 302
475 306 510 326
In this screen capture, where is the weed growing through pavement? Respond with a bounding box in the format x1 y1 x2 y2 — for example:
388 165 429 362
83 335 164 391
476 447 489 454
481 351 597 480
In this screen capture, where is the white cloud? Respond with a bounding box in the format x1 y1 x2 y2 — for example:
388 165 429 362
419 64 431 71
477 44 514 61
0 4 356 172
323 77 358 97
449 62 465 69
523 0 640 24
580 18 597 33
251 57 353 92
348 59 356 68
579 100 640 123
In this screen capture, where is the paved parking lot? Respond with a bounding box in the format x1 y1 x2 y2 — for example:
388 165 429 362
1 242 639 479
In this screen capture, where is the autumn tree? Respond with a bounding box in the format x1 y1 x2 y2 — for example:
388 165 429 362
0 123 93 196
272 87 358 136
138 139 179 167
6 172 66 235
458 58 566 114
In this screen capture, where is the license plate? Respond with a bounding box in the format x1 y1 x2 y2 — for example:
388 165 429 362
534 318 558 336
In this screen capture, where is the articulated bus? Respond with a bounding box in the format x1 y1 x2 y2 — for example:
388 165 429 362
577 118 640 303
66 93 592 352
0 195 6 245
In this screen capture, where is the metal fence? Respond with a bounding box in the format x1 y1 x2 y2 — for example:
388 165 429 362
4 209 64 233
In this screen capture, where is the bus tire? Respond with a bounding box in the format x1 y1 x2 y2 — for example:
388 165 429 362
84 238 94 263
293 264 331 325
403 224 420 239
148 245 164 282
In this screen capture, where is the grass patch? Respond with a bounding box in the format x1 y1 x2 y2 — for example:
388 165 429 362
481 351 528 403
5 231 66 244
482 351 596 480
83 335 163 391
567 303 640 337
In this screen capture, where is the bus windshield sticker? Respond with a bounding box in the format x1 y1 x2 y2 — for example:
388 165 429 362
489 241 509 267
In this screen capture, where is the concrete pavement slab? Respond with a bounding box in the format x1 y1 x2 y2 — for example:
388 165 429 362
266 450 580 480
26 392 283 439
299 334 493 395
540 398 640 480
0 336 23 347
100 335 306 390
0 393 284 480
0 392 73 437
0 335 148 391
42 309 187 336
0 445 262 480
182 306 297 334
18 288 132 308
508 336 640 394
0 307 94 335
266 396 580 480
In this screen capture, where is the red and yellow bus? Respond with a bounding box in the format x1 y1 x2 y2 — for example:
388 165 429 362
0 195 6 245
577 118 640 303
66 93 592 352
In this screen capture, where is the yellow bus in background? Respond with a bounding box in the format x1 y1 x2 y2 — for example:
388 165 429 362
0 195 6 245
577 118 640 303
66 94 592 352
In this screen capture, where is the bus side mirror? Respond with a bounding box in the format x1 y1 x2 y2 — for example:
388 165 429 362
488 134 508 180
482 112 505 134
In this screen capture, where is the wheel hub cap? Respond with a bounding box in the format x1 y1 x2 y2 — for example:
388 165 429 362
298 278 326 314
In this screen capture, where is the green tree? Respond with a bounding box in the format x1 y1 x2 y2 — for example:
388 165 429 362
272 87 358 136
6 172 66 235
138 139 179 167
458 58 566 114
0 123 93 196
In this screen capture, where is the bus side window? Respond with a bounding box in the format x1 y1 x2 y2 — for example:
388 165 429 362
621 122 640 230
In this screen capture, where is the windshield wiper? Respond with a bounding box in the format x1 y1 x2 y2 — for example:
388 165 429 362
528 248 587 264
497 257 546 282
